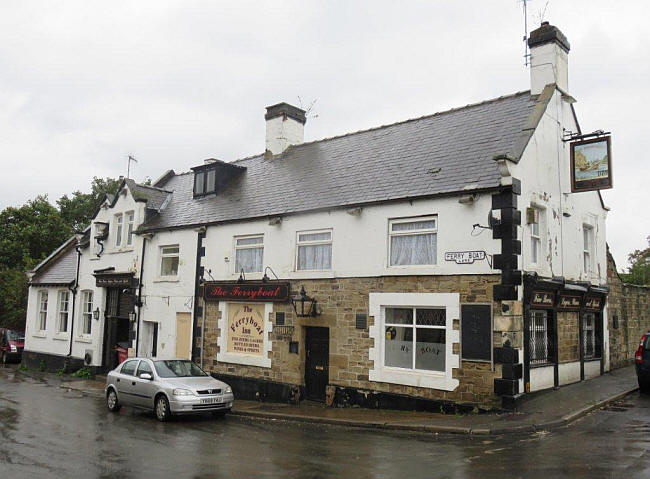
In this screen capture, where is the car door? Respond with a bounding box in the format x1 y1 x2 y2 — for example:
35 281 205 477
132 360 156 408
116 359 139 406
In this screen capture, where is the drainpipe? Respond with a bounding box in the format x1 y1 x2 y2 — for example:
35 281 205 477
135 234 149 356
67 243 83 358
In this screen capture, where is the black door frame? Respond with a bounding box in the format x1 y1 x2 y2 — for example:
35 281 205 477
304 326 329 402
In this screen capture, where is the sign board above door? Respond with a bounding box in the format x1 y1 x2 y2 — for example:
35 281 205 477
203 281 290 302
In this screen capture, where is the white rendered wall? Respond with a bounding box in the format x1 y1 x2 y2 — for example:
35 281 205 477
265 116 304 155
202 195 499 281
584 360 601 380
513 89 608 286
529 365 555 392
558 361 581 386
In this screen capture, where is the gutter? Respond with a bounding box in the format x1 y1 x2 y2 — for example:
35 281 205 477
67 244 83 358
135 234 149 356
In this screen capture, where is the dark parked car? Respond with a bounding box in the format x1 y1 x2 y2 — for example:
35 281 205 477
0 328 25 364
634 332 650 393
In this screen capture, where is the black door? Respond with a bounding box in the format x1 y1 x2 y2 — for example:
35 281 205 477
305 327 329 402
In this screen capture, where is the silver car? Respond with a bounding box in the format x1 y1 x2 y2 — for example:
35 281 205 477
105 358 234 421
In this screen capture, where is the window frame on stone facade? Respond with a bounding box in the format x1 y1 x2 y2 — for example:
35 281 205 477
56 290 70 334
582 312 602 360
388 216 438 267
160 245 180 277
37 290 48 331
529 309 554 365
234 234 264 274
295 229 332 271
368 292 460 392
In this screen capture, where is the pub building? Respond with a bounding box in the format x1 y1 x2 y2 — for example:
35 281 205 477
23 23 613 410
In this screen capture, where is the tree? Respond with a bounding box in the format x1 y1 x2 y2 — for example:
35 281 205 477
621 236 650 286
57 176 121 232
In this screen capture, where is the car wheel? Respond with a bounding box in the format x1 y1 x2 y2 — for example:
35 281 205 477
155 395 171 422
107 388 121 412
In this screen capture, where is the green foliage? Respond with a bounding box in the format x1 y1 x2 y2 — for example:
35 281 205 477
17 363 29 371
0 177 120 331
39 360 46 372
621 236 650 286
57 177 121 232
72 367 93 379
55 367 66 377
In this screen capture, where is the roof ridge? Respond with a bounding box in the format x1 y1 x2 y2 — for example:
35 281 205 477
128 179 173 194
231 90 531 164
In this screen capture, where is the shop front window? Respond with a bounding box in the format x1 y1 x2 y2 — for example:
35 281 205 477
583 312 602 359
384 307 446 372
529 309 553 365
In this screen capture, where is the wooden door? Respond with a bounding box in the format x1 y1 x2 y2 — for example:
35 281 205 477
175 313 192 359
304 327 329 401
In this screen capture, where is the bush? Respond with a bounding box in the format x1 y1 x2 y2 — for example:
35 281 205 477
72 368 93 379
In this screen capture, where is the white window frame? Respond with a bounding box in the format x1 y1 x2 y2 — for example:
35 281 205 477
56 290 70 334
115 214 123 247
80 290 93 336
38 290 48 331
388 216 438 267
160 245 180 277
126 211 135 246
216 302 273 368
369 293 459 391
234 234 264 274
529 207 544 266
295 229 333 271
583 225 594 275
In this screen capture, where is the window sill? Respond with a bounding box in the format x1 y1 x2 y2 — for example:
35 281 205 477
107 247 135 254
32 333 47 339
75 337 93 344
153 277 180 283
584 357 601 362
530 362 555 369
52 335 69 341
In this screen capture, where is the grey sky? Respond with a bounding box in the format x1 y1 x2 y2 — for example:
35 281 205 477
1 1 648 268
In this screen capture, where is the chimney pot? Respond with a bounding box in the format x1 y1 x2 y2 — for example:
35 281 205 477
528 23 570 95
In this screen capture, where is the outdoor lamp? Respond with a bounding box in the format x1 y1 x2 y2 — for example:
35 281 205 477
93 308 100 320
291 286 318 318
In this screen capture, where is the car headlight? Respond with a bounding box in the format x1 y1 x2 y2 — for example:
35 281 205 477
173 388 194 396
10 345 17 352
225 386 232 394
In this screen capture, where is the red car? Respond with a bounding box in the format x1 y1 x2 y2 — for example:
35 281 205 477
0 328 25 364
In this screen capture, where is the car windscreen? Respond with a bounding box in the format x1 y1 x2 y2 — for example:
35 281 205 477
153 360 208 378
7 331 24 341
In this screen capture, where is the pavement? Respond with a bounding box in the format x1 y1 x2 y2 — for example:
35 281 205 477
54 365 639 435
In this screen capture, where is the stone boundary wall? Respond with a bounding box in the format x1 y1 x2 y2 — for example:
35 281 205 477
607 248 650 370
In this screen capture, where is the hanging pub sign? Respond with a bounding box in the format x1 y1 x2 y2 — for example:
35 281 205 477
570 136 612 192
204 281 290 303
584 295 605 312
557 293 582 312
531 290 555 309
227 303 265 356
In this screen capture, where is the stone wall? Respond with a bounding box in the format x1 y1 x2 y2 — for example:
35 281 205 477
607 248 650 369
201 274 502 408
557 311 580 363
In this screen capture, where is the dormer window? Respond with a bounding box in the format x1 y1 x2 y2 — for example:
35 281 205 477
191 158 246 198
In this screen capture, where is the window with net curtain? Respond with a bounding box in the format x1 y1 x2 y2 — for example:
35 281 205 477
235 235 264 273
389 217 437 266
297 230 332 270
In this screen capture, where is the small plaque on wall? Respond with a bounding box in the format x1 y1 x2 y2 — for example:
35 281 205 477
356 313 367 329
461 304 492 361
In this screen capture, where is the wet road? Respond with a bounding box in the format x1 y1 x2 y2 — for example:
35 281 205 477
1 366 649 479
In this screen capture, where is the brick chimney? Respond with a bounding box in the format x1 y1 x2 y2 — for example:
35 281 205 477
528 22 570 95
265 102 306 155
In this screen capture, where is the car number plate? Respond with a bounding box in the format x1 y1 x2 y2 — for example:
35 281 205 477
200 397 222 404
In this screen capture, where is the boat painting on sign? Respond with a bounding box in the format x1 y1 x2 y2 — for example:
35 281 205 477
570 136 612 192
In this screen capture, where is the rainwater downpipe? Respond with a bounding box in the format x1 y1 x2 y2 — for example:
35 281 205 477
67 244 83 357
135 234 149 356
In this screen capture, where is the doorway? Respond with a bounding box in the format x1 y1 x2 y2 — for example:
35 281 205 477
175 312 191 359
102 287 133 370
304 327 329 402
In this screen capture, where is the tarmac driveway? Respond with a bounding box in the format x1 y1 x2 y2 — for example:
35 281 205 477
1 365 649 478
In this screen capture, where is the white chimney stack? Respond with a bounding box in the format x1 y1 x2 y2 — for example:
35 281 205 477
528 22 570 95
265 102 307 155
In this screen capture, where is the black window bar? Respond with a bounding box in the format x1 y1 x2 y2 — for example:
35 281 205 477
529 310 553 365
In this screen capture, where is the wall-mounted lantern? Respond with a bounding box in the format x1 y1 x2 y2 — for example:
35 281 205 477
129 312 137 323
291 286 318 318
93 308 100 320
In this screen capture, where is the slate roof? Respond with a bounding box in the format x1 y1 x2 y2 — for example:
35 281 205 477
123 179 172 212
140 90 539 231
30 241 77 285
